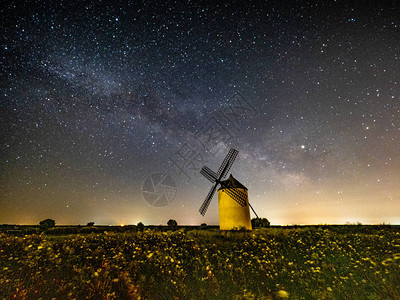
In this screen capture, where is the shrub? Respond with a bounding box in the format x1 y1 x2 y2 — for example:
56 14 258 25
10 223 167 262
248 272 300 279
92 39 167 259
167 219 178 227
39 218 55 230
46 226 79 235
86 222 95 227
24 227 40 235
251 217 270 228
137 222 145 231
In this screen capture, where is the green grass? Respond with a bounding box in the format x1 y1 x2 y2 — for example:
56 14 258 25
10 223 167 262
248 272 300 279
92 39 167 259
0 227 399 299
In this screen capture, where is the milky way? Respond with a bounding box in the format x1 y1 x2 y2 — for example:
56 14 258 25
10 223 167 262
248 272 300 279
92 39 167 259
1 1 399 225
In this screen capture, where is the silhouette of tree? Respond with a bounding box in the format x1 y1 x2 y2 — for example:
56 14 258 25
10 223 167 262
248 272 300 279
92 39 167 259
167 219 178 227
137 222 145 231
39 219 55 230
251 218 270 228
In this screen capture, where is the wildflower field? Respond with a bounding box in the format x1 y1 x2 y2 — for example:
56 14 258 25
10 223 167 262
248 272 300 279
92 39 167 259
0 226 399 299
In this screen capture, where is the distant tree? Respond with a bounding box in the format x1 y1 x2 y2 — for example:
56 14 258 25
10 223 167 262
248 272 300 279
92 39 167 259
201 223 207 228
251 217 270 228
86 222 95 227
167 219 178 227
39 218 55 230
137 222 145 231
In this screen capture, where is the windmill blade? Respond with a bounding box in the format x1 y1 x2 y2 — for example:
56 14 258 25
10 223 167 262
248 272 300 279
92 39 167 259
200 166 218 183
217 148 237 176
224 188 247 207
219 152 238 179
225 188 247 206
199 183 218 216
217 148 238 179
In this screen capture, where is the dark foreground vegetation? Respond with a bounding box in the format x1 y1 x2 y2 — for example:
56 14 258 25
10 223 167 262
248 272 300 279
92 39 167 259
0 225 399 299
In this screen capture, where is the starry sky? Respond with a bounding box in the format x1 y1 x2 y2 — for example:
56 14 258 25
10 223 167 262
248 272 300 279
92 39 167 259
1 0 399 225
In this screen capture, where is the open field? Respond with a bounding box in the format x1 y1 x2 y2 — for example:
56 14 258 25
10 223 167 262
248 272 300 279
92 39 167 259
0 226 399 299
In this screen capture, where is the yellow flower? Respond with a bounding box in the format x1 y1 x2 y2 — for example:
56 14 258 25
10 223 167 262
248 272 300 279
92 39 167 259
381 258 393 266
277 290 289 298
327 287 333 292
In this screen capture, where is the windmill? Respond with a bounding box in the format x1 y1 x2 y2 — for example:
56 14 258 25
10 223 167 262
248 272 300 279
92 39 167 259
199 148 257 230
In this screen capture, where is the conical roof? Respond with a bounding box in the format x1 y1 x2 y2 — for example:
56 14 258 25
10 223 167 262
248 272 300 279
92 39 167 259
218 174 247 190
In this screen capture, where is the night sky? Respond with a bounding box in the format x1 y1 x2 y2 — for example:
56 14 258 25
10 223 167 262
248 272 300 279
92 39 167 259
1 1 399 225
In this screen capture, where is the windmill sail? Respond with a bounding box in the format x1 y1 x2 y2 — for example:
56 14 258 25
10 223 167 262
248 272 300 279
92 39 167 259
198 148 238 216
220 153 238 179
199 183 218 216
224 188 247 206
200 166 218 183
217 149 238 178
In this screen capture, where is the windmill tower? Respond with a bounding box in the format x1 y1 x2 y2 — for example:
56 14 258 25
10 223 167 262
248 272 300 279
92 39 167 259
199 148 254 230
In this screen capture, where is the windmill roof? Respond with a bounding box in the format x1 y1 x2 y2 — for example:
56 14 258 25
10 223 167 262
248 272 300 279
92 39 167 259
218 174 247 190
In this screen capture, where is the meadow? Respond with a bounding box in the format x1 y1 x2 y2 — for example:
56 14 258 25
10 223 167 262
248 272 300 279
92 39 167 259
0 226 399 299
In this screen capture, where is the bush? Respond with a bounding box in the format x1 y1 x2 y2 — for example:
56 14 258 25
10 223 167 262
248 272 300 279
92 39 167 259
86 222 95 227
167 219 178 227
251 218 270 228
39 219 55 230
80 227 103 234
24 227 40 235
46 227 80 235
137 222 145 231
